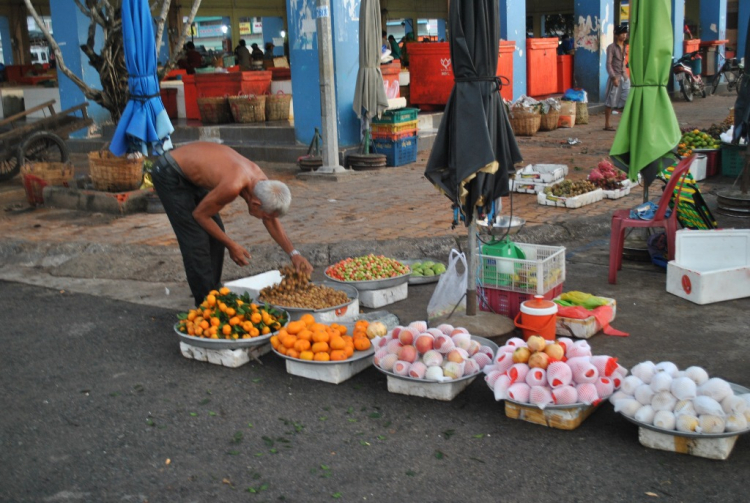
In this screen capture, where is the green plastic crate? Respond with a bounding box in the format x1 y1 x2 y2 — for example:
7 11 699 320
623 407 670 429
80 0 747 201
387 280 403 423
721 142 747 177
371 107 419 124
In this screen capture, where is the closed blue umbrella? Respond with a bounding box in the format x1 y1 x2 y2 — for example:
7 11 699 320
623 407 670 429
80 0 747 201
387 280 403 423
110 0 174 156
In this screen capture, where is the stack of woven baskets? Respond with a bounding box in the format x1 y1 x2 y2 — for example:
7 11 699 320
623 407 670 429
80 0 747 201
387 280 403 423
229 95 266 123
199 92 292 124
88 150 144 192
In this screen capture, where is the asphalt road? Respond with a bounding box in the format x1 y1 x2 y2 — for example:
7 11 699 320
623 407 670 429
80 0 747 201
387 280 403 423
1 236 749 503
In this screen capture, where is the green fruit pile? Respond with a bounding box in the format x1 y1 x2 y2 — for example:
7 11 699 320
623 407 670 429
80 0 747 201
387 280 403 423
680 129 719 152
410 261 446 278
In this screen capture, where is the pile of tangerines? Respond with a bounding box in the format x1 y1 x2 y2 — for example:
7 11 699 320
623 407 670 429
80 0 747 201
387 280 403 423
271 315 372 362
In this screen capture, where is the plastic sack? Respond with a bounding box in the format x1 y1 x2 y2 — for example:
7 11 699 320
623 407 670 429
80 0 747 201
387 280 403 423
563 88 588 103
427 249 467 320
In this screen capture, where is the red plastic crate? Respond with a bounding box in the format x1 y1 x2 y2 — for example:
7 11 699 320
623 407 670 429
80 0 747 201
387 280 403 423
477 284 564 319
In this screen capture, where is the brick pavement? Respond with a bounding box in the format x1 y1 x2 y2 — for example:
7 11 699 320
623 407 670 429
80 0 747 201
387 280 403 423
0 93 739 251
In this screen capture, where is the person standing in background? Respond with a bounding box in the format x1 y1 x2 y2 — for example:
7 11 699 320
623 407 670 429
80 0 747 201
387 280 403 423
388 35 401 60
604 24 630 131
235 40 251 70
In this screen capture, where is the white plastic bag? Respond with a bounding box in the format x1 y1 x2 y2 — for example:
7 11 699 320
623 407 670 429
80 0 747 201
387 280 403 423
427 249 467 320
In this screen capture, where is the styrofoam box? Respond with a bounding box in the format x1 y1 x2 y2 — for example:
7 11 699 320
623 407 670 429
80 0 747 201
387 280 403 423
554 296 616 339
509 178 559 194
638 427 739 460
358 282 408 309
601 180 633 200
667 229 750 305
386 375 478 401
689 154 707 181
537 188 603 208
285 355 373 384
398 70 410 86
225 270 282 300
180 342 271 368
514 164 569 183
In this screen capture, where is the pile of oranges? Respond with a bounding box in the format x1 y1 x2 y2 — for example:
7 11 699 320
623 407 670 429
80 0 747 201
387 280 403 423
177 287 289 340
271 315 372 362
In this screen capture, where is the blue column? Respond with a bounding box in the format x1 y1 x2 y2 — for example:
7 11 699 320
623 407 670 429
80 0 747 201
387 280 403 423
499 0 526 99
0 17 12 64
671 0 684 61
738 1 749 60
573 0 614 103
438 19 446 42
50 1 110 133
700 0 727 42
262 17 285 57
285 0 360 147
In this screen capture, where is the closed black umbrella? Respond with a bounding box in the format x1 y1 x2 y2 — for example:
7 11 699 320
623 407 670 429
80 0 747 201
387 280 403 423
425 0 522 222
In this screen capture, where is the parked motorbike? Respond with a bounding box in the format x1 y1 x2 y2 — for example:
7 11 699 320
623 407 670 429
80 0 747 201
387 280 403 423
673 51 707 102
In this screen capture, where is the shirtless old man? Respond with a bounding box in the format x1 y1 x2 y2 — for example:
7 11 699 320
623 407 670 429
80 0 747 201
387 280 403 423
152 142 313 305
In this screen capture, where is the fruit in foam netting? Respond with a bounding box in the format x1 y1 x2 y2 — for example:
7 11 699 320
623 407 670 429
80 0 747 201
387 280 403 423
450 327 469 336
398 327 417 345
505 337 526 347
434 334 455 354
512 347 531 364
436 324 454 335
379 354 398 371
386 339 403 354
366 321 387 339
374 348 389 366
526 335 547 353
390 326 402 340
494 352 515 373
422 350 443 367
398 345 418 363
544 343 565 361
466 340 481 356
415 334 434 354
463 358 480 376
451 333 472 351
393 360 411 376
472 352 491 369
408 321 427 333
478 346 494 359
507 363 529 384
447 349 467 364
409 361 427 379
528 352 550 370
442 361 463 380
425 365 444 381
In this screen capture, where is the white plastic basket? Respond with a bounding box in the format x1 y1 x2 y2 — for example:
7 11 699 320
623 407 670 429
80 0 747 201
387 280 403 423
480 243 566 295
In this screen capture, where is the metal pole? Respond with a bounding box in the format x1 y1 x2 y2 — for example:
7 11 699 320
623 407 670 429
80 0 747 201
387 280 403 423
314 0 346 173
467 207 478 316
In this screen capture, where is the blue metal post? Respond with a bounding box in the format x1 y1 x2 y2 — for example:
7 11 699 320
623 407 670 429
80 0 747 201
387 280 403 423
670 0 685 93
573 0 614 104
49 1 110 133
0 17 12 64
699 0 727 42
737 1 749 60
438 19 446 41
499 0 527 99
262 17 285 57
285 0 360 147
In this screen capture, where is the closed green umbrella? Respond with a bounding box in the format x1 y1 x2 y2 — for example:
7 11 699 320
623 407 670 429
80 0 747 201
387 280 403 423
610 0 681 185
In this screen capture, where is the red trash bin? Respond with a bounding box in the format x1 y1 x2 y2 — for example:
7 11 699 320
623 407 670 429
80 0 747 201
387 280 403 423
160 88 178 119
182 74 200 120
497 41 515 101
408 42 453 107
557 55 573 94
526 38 559 97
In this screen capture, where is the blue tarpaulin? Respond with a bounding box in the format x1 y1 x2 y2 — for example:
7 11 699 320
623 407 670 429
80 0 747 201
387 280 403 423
110 0 174 156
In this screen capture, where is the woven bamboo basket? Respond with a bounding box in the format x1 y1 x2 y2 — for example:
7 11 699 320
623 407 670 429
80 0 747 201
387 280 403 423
229 95 266 123
575 102 589 125
539 110 560 131
197 97 233 124
20 161 74 187
509 108 541 136
266 93 292 121
88 151 144 192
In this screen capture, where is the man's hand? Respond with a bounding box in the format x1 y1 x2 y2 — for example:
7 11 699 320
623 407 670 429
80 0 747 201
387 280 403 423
229 243 251 266
291 254 313 275
613 77 620 87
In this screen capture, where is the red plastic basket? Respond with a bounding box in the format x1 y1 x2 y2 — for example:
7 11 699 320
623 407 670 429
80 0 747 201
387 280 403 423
22 174 48 206
477 284 564 319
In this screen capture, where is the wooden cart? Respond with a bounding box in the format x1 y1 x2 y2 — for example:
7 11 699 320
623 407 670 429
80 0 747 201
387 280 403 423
0 99 93 182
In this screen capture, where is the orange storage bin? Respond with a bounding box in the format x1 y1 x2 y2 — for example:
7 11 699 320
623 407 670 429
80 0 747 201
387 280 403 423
497 41 515 101
160 88 178 119
381 61 401 99
684 39 701 54
526 38 559 97
182 74 200 120
408 42 453 106
557 55 573 94
195 71 272 98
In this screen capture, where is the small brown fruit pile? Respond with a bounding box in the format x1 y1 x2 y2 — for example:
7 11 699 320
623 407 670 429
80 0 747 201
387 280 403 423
259 266 350 309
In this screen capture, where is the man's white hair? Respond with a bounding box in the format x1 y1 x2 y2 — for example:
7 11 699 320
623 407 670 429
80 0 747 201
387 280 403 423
254 180 291 217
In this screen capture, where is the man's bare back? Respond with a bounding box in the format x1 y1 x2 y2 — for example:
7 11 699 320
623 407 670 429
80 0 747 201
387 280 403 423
169 142 266 191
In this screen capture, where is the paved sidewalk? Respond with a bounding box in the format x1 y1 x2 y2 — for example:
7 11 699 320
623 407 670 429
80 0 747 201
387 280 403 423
0 93 744 263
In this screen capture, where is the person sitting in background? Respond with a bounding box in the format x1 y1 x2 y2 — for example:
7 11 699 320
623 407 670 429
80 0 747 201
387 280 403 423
264 42 275 60
388 35 401 60
178 42 203 74
558 34 574 55
250 43 264 61
235 39 251 70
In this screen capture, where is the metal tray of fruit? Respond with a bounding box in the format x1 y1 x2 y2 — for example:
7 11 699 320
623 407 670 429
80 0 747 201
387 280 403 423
323 269 411 291
619 383 750 439
503 396 603 412
271 345 376 365
375 336 498 383
402 259 445 285
263 281 359 315
173 322 278 350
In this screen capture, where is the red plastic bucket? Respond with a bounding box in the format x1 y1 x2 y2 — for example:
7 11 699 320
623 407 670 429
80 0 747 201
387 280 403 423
514 295 558 341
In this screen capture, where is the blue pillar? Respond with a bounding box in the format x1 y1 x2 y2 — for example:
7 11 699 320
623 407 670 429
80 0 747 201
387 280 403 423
670 0 685 94
738 1 749 60
573 0 614 103
438 19 446 41
499 0 526 99
540 15 546 37
50 1 110 133
0 17 12 64
285 0 360 147
700 0 727 42
262 17 285 57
